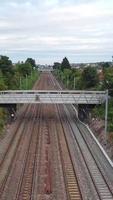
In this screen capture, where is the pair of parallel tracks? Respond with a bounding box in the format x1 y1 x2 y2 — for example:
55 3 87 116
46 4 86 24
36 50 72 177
46 73 113 200
0 76 43 199
15 105 41 200
58 104 113 200
55 105 82 200
0 72 113 199
51 74 113 200
0 104 41 199
0 75 53 199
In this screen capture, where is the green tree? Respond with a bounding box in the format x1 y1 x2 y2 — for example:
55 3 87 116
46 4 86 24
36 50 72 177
61 57 71 71
102 62 110 69
53 62 61 70
103 67 113 96
25 58 36 69
17 62 32 77
10 71 20 89
0 71 7 90
81 66 99 88
0 56 15 89
0 55 13 75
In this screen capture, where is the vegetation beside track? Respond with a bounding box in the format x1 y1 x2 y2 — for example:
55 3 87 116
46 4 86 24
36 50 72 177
19 69 40 90
0 108 8 133
53 57 113 133
0 55 39 135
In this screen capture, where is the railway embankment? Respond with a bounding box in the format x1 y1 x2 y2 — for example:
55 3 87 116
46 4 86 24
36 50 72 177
89 118 113 161
53 69 113 163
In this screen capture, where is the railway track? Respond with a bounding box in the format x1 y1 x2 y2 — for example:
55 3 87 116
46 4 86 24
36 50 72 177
0 105 39 199
0 105 32 189
55 106 82 200
15 105 41 200
57 104 113 200
51 73 113 199
72 109 113 199
0 74 42 172
0 77 43 199
0 72 113 200
45 74 83 199
0 76 42 196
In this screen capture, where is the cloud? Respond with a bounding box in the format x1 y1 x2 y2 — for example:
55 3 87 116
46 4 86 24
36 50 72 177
0 0 113 63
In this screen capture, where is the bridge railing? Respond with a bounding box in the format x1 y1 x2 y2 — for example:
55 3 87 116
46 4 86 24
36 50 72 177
0 90 106 104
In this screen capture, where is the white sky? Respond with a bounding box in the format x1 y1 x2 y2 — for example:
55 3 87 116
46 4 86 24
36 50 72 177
0 0 113 64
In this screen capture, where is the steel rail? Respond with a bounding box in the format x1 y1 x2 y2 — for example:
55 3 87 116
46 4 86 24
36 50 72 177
56 104 83 200
15 105 41 200
64 104 113 199
0 104 35 197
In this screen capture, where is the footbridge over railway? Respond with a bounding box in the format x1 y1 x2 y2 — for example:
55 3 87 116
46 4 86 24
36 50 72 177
0 90 106 104
0 89 108 131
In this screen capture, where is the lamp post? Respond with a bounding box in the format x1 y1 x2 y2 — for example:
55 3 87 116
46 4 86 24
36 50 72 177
26 74 28 90
105 89 108 137
19 77 22 89
61 74 63 82
74 77 76 90
31 70 32 79
67 76 69 88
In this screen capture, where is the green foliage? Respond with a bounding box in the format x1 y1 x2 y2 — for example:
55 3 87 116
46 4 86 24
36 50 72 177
109 124 113 132
19 69 39 90
53 62 61 70
103 67 113 96
9 71 20 89
54 65 113 132
0 55 39 133
0 71 8 90
102 62 110 69
0 56 39 90
55 66 99 90
0 56 15 89
0 56 13 75
0 108 7 133
92 99 113 132
54 68 82 89
81 66 99 89
61 57 71 71
92 105 105 119
16 62 32 77
91 66 113 132
25 58 36 69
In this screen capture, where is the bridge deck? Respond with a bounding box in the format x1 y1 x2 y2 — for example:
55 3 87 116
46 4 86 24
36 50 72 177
0 90 106 104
